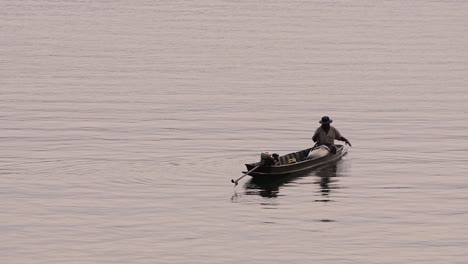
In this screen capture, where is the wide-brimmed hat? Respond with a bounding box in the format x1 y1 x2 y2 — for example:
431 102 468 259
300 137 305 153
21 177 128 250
319 116 333 124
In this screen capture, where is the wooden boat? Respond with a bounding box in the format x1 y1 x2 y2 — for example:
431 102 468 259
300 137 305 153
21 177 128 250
243 144 348 181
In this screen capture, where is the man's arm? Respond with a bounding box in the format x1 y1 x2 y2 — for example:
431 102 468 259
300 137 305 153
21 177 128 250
339 136 352 146
312 133 318 142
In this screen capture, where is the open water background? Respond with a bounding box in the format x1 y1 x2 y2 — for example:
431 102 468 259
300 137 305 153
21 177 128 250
1 1 468 263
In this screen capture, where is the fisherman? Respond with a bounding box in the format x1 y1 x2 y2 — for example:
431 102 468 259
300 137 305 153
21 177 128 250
312 116 351 154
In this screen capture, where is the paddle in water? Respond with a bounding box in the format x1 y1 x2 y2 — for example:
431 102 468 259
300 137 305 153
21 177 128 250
231 164 261 186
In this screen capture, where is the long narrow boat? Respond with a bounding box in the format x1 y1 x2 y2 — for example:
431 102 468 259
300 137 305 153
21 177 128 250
243 144 348 181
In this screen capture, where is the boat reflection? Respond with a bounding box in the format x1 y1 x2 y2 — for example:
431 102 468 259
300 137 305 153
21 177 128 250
244 161 343 198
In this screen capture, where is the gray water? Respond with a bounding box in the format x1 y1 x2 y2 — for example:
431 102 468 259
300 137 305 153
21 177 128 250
2 1 468 263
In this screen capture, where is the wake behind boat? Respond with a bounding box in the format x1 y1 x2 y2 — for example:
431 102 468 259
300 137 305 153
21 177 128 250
231 144 348 185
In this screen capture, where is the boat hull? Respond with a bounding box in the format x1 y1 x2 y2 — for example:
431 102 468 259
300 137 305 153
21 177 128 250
244 145 347 180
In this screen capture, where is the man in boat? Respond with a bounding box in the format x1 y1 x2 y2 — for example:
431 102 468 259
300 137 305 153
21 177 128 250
312 116 351 154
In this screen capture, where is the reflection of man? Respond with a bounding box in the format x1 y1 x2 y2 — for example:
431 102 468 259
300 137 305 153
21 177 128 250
312 116 352 153
316 164 338 197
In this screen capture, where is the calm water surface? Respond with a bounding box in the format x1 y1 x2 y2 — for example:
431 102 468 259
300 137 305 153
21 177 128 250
1 1 468 263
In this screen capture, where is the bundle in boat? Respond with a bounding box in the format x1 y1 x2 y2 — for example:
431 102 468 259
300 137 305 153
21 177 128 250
306 145 330 159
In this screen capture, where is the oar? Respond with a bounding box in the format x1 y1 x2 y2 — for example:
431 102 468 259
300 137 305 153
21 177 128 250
231 164 261 186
